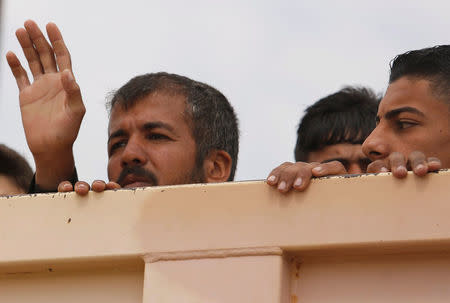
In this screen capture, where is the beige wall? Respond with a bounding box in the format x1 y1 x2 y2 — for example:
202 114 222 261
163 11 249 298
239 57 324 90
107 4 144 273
1 171 450 302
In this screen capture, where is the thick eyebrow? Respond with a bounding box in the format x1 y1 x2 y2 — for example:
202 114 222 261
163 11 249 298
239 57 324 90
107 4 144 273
143 121 175 132
384 106 425 120
108 121 176 144
108 129 127 144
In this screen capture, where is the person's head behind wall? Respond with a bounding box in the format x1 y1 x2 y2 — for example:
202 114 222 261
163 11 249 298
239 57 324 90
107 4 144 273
0 144 33 195
106 72 239 188
295 87 379 173
362 45 450 166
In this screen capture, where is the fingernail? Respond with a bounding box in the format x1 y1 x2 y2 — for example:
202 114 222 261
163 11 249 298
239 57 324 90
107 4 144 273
77 184 87 190
278 181 286 191
312 166 323 173
415 164 425 171
63 183 71 190
380 167 389 172
396 166 407 174
294 178 303 187
267 175 276 182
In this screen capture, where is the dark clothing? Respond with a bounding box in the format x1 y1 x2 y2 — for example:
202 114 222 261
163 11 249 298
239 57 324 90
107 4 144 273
28 168 78 194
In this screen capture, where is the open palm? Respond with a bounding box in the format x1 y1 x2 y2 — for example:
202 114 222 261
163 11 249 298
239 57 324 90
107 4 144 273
6 20 85 190
19 72 83 155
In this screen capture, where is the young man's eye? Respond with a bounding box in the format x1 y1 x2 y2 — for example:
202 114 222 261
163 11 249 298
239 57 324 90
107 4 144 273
397 120 418 129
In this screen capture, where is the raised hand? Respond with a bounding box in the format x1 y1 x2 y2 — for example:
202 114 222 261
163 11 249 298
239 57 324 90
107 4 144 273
6 20 85 191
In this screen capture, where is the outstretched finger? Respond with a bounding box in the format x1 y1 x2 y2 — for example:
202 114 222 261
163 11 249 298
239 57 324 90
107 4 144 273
408 151 428 176
389 152 407 178
291 162 320 192
427 157 442 172
274 162 315 193
311 161 347 177
367 160 389 174
106 182 121 190
46 22 72 72
266 162 292 186
6 51 30 91
74 181 90 196
15 27 43 79
91 180 107 192
24 20 57 73
57 181 74 192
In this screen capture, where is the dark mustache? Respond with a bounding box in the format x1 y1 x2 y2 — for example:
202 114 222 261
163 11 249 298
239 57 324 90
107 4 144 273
116 166 158 187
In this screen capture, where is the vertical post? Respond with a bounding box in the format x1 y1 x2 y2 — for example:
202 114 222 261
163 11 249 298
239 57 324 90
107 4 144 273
142 247 290 303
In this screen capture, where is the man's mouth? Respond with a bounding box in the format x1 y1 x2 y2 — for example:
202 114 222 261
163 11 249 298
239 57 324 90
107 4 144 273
120 174 156 188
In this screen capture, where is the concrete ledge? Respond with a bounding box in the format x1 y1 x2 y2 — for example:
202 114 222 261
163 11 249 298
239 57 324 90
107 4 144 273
2 171 450 302
2 171 450 265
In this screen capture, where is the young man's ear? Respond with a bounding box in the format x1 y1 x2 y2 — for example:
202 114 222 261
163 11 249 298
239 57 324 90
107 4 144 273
203 150 232 183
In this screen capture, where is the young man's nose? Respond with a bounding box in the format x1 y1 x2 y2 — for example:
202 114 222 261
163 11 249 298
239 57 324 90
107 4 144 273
362 128 390 161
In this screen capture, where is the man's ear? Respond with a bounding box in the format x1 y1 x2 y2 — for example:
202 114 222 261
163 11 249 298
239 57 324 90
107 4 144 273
203 150 232 183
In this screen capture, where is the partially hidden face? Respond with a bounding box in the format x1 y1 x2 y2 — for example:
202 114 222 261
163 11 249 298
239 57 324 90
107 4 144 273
107 92 202 188
362 77 450 167
307 143 370 174
0 174 25 196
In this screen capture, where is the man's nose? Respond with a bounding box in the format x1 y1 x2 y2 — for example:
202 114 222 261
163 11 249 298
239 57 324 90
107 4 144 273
120 138 147 167
362 127 390 161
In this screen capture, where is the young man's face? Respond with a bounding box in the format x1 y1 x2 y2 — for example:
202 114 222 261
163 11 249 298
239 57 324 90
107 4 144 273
362 77 450 167
307 143 370 174
107 92 203 188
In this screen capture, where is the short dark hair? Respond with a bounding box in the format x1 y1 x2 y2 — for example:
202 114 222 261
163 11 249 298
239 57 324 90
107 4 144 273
107 72 239 181
0 144 33 192
294 86 379 161
389 45 450 102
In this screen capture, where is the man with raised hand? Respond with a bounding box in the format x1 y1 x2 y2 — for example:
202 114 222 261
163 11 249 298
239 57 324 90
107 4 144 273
6 20 85 192
362 45 449 176
267 86 378 193
62 71 239 195
7 21 239 195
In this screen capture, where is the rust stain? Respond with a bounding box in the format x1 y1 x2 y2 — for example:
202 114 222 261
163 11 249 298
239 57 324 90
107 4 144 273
291 294 298 303
294 260 302 279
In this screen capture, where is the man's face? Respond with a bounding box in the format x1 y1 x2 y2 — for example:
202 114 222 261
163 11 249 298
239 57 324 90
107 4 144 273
307 143 370 174
107 92 203 188
362 77 450 166
0 174 25 196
